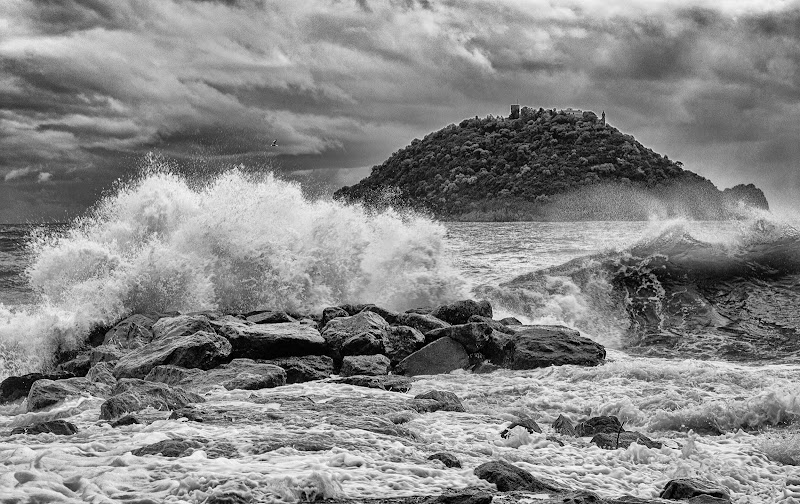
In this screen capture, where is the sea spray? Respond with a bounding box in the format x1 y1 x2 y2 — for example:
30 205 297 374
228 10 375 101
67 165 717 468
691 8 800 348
0 168 465 378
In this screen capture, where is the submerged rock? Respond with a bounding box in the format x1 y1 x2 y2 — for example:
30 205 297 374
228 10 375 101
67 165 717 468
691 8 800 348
395 337 471 376
501 418 542 437
427 452 462 468
473 460 561 492
114 330 232 379
576 416 623 437
132 438 202 457
591 431 662 450
552 414 577 436
659 478 731 502
329 375 414 393
434 489 492 504
11 420 78 436
99 379 204 420
431 300 492 325
340 354 391 376
0 372 75 404
412 390 465 413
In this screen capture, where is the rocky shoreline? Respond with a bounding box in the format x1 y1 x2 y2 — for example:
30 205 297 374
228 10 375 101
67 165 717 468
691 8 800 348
1 300 731 503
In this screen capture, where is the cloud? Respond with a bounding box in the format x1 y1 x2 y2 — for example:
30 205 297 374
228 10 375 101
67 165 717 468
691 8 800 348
4 167 34 181
0 0 799 221
37 172 52 183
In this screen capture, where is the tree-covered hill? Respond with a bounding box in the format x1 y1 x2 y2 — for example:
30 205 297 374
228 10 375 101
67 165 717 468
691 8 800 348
334 107 768 220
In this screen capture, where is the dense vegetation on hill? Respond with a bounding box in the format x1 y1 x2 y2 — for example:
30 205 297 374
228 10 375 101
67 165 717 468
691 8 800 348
335 107 768 220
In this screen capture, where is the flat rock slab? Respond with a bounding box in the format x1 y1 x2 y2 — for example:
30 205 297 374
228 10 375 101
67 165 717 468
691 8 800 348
395 337 470 377
328 375 414 393
114 330 232 379
259 355 334 384
591 431 663 450
99 379 204 420
217 321 326 359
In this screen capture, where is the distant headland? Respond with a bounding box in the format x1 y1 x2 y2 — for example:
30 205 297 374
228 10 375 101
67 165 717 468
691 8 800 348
335 106 769 221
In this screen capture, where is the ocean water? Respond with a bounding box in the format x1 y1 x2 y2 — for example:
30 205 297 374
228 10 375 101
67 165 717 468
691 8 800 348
1 169 800 502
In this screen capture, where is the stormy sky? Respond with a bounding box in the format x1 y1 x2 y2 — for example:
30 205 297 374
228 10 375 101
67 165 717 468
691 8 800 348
1 0 799 222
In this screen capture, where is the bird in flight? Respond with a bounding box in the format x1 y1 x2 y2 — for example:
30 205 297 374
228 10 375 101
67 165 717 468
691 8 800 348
271 139 278 147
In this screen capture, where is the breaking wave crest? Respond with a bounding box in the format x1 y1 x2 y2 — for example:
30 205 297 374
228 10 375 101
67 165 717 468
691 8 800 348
0 167 465 377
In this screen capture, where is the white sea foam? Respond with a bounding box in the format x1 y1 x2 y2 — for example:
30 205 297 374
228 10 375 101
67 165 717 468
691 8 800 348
0 168 465 378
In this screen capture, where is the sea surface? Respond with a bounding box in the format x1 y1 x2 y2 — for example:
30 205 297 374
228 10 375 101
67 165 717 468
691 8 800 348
1 170 800 502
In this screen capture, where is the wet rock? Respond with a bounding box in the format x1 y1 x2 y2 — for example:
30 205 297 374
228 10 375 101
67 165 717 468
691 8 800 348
468 315 516 334
55 353 92 376
552 414 577 436
659 478 731 502
144 365 204 387
395 337 470 377
433 488 492 504
383 326 426 364
425 323 494 352
110 415 140 427
245 310 295 324
473 460 561 492
499 317 523 326
0 372 75 404
152 314 213 341
431 299 492 325
103 313 157 349
27 376 112 412
99 378 204 420
362 305 401 324
501 418 542 437
412 390 465 413
591 431 662 450
341 354 391 377
321 311 390 361
576 416 623 436
329 375 414 393
397 312 450 333
223 368 286 391
86 361 117 387
114 330 232 379
217 320 326 359
427 452 462 468
169 406 205 422
259 355 335 383
132 438 202 457
321 306 349 327
470 361 502 374
500 326 606 369
11 419 78 436
90 345 124 365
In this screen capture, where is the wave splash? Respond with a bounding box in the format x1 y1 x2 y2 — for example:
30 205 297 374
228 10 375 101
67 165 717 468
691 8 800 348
480 216 800 360
0 167 465 377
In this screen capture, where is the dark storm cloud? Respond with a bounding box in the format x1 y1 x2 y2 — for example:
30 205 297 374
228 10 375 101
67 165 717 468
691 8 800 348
1 0 799 222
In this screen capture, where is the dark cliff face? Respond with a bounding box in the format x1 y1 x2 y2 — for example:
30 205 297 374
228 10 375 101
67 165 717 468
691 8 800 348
334 108 768 220
722 184 769 211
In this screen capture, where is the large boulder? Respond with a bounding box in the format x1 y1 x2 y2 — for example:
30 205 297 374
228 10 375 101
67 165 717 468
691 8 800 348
259 355 334 384
215 320 326 359
424 322 494 352
114 330 232 379
497 325 605 369
473 460 561 492
395 337 470 377
340 354 391 377
245 310 295 324
0 372 74 404
659 478 731 502
397 312 450 333
145 359 286 392
383 326 426 365
411 390 466 413
103 313 158 349
90 345 125 365
151 314 214 341
321 311 389 361
99 379 204 420
575 415 623 436
431 300 492 325
552 414 577 436
27 376 112 412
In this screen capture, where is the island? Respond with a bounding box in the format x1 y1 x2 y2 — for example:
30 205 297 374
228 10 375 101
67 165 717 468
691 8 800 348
335 106 769 221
